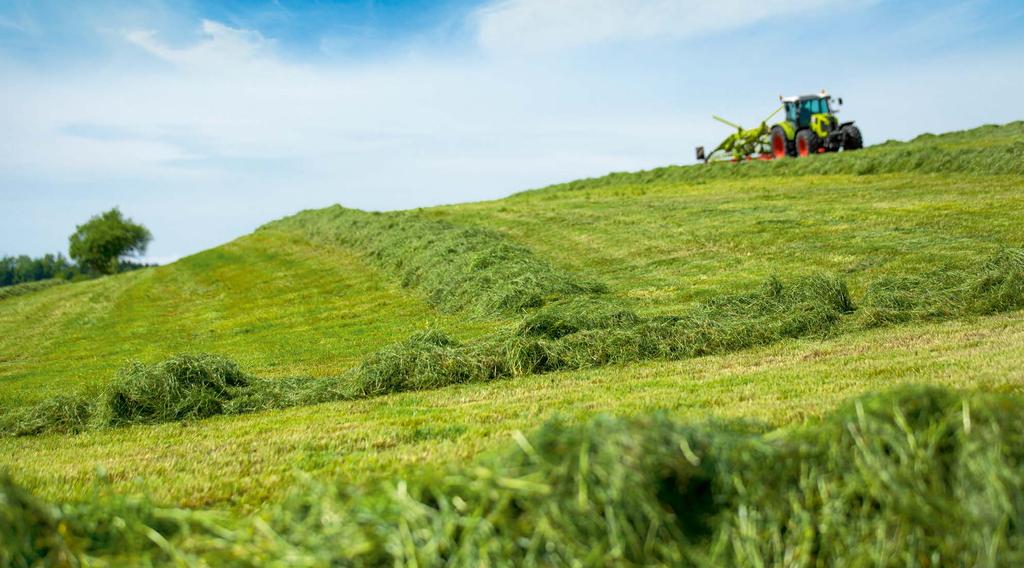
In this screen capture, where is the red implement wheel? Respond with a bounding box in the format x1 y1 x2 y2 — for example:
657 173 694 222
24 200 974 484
770 126 789 159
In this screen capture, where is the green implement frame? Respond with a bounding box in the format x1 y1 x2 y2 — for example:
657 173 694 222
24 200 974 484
696 106 782 163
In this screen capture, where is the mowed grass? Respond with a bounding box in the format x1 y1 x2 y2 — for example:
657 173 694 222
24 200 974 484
0 228 497 409
3 310 1023 510
3 127 1020 408
1 122 1023 516
431 173 1024 314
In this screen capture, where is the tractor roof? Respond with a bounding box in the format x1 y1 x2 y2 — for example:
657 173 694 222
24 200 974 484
780 90 830 103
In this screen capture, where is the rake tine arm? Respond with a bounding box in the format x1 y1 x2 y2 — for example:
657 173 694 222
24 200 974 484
712 115 743 130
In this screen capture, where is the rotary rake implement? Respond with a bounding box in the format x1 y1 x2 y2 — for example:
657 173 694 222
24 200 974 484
695 107 782 163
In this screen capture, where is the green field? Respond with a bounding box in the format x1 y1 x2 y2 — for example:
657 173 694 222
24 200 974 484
2 122 1024 564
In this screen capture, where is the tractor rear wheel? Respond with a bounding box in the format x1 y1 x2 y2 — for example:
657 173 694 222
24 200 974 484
796 130 819 158
770 126 790 159
842 125 863 151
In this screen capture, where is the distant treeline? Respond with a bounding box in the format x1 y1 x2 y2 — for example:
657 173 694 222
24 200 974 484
0 253 153 288
0 254 79 286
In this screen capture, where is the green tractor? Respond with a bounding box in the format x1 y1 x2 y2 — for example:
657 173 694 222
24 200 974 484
769 90 862 158
696 90 862 162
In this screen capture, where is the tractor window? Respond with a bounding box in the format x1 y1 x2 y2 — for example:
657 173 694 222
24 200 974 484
786 103 797 122
801 98 829 115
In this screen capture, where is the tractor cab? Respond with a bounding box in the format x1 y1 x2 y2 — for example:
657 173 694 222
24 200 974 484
782 94 833 129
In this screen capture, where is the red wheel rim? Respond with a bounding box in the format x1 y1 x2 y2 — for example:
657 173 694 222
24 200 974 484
772 134 786 158
797 137 809 157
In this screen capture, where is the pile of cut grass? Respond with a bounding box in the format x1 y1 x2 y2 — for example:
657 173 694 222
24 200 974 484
1 394 93 437
96 354 251 427
538 121 1024 195
858 248 1024 327
6 248 1024 437
0 354 249 436
5 385 1024 565
516 296 641 338
268 206 606 316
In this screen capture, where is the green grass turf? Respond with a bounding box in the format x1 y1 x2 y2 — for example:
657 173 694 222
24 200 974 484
8 383 1024 565
0 228 497 409
430 173 1023 314
1 121 1022 512
3 310 1022 510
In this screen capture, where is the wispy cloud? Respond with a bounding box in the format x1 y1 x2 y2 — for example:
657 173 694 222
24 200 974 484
124 19 274 69
473 0 853 53
0 14 30 33
2 16 697 258
1 1 1022 261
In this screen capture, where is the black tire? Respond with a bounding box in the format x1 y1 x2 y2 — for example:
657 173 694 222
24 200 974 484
795 129 819 158
843 125 863 151
770 126 791 159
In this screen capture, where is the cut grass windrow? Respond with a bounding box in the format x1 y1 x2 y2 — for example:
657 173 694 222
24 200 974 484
4 248 1022 438
858 248 1024 326
266 206 607 317
5 385 1024 565
0 279 66 301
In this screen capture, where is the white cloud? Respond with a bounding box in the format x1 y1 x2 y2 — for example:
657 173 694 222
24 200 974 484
2 19 698 258
473 0 845 53
0 14 29 32
124 19 273 69
3 11 1023 261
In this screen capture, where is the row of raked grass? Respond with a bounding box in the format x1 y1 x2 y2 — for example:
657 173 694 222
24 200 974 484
6 383 1024 566
4 245 1021 437
4 308 1023 510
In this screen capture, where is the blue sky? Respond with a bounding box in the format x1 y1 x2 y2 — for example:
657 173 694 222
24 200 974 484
2 0 1023 262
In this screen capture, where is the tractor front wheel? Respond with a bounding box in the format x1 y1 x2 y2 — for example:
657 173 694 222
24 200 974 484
842 125 863 151
770 126 790 159
796 130 819 158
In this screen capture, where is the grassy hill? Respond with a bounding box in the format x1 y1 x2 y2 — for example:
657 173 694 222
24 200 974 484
0 229 497 409
2 122 1023 564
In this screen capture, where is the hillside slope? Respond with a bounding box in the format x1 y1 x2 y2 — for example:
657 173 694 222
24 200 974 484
0 228 496 408
1 121 1023 513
